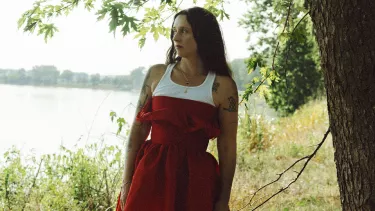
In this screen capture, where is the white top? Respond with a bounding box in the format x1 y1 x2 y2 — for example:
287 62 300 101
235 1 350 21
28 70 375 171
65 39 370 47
152 62 216 107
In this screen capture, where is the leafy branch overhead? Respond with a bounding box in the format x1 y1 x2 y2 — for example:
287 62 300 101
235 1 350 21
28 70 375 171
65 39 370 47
17 0 229 47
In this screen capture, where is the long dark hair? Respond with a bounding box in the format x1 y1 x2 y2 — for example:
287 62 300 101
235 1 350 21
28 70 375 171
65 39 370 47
165 7 232 77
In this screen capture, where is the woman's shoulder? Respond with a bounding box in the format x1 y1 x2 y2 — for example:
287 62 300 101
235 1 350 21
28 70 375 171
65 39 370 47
212 75 238 106
147 64 169 92
146 63 168 80
148 63 168 74
214 75 237 91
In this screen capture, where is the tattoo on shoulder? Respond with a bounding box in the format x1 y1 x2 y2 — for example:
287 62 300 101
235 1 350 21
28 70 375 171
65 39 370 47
212 81 220 93
223 96 238 112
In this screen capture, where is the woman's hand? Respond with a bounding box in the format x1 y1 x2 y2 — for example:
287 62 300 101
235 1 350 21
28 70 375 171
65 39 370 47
214 200 230 211
119 181 131 210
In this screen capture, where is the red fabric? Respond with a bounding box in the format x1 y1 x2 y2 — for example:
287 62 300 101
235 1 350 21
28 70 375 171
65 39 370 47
116 96 221 211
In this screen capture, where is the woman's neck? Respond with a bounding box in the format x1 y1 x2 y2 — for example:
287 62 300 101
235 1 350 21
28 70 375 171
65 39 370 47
178 57 206 76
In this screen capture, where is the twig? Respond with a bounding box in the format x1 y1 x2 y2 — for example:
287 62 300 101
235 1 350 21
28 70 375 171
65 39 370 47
105 205 116 211
55 2 75 14
159 0 184 23
85 91 112 144
22 158 44 211
237 127 331 211
104 168 112 208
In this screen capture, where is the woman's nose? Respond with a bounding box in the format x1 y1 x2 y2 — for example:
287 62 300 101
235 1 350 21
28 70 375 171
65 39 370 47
173 31 180 41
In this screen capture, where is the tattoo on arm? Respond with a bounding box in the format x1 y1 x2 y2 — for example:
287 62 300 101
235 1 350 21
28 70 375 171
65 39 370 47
141 84 150 96
138 69 152 110
138 94 149 110
223 96 238 112
141 70 152 95
212 81 220 93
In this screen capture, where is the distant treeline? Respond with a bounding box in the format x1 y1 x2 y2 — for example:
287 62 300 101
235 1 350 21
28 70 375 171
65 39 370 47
0 60 255 91
0 65 146 91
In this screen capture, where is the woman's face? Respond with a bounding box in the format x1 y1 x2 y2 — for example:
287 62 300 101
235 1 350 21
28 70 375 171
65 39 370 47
172 15 198 58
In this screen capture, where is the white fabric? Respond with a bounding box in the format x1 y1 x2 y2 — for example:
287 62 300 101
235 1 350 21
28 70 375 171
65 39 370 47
152 62 216 107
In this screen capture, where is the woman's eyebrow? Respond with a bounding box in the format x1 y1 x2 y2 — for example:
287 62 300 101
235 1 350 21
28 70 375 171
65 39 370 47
172 26 190 30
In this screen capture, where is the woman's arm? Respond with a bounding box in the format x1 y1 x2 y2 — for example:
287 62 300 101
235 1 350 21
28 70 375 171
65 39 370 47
121 64 165 185
215 76 238 204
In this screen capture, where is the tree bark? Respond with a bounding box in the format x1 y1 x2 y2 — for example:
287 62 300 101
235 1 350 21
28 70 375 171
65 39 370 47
309 0 375 210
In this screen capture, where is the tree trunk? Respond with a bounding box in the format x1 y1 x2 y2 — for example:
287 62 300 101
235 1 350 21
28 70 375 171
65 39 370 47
309 0 375 210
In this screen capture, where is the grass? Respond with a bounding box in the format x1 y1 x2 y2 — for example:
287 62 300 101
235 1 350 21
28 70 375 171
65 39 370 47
208 98 341 210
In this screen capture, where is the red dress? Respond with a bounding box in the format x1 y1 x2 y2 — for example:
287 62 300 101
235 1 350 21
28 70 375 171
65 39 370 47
116 95 221 211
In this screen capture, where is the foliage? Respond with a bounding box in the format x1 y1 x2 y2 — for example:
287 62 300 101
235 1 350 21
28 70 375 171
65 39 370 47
230 58 263 91
266 19 322 115
17 0 229 46
0 140 124 210
239 0 323 116
238 111 275 152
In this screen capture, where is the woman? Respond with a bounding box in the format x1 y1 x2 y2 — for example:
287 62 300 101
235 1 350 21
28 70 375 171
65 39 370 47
116 6 238 211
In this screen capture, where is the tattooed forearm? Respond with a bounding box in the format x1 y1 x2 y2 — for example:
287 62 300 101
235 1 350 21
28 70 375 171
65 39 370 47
223 96 238 112
212 81 220 93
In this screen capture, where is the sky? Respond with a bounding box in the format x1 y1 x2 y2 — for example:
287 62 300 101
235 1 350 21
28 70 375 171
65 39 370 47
0 0 252 76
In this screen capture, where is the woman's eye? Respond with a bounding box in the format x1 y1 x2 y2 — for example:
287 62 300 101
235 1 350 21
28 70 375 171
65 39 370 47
172 28 188 34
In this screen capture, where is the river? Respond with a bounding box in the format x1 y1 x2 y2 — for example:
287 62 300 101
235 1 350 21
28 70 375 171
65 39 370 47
0 84 139 157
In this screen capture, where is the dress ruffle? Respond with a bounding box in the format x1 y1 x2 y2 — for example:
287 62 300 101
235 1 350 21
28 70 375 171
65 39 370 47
136 96 221 139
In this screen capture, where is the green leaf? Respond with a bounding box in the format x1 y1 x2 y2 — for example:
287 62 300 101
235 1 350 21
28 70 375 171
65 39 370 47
55 5 62 12
153 30 159 41
266 78 272 85
130 19 138 32
116 117 126 135
109 111 117 122
121 20 130 36
138 37 146 48
117 117 125 125
134 32 143 39
109 8 119 34
96 8 107 21
25 21 38 33
43 24 59 43
152 26 162 41
17 15 27 29
224 11 230 19
84 0 95 11
260 67 268 77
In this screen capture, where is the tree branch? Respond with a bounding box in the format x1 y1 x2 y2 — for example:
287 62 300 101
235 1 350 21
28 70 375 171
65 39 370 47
283 10 311 95
293 10 310 34
271 0 293 71
237 127 331 211
239 0 294 105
